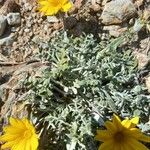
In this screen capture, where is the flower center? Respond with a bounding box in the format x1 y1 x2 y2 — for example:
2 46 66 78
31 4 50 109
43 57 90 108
114 131 125 143
24 130 32 138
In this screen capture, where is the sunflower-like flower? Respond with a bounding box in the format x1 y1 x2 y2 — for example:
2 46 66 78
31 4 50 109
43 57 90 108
0 117 39 150
95 114 150 150
38 0 73 16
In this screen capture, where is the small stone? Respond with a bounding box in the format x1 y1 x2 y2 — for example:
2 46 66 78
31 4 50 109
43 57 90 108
101 0 137 25
0 15 7 36
53 22 63 30
90 4 101 12
24 3 32 11
37 18 43 24
7 13 21 25
43 25 49 31
47 16 59 23
32 36 39 43
18 29 23 35
24 28 30 33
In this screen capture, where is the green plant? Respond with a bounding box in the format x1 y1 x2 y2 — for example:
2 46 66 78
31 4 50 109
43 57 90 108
26 32 150 150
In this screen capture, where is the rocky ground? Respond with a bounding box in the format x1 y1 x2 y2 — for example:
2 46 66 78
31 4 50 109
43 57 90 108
0 0 150 124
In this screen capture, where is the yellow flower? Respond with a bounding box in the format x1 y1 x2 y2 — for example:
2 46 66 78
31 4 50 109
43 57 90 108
38 0 73 16
95 114 150 150
0 117 39 150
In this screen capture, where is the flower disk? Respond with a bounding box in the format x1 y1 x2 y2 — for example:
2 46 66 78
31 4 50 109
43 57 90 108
38 0 73 16
95 114 150 150
0 118 39 150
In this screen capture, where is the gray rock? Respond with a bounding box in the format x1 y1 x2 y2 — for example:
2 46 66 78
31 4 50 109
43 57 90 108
0 34 15 46
7 13 21 25
0 15 7 36
101 0 137 25
133 19 144 32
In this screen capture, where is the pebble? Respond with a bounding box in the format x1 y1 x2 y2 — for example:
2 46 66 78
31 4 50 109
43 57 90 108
7 13 21 25
90 4 101 12
47 16 59 23
101 0 137 25
24 28 30 33
0 15 7 36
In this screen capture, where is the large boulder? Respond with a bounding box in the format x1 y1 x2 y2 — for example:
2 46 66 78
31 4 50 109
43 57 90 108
101 0 137 25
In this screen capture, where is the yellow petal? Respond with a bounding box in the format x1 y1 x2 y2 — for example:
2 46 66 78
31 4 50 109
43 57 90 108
38 0 49 5
11 139 26 150
1 137 22 149
24 139 31 150
112 114 123 131
127 128 142 139
0 134 20 141
120 142 133 150
121 119 132 128
30 136 39 150
128 138 149 150
128 128 150 143
39 6 49 13
139 133 150 143
114 144 122 150
62 0 69 5
1 141 15 149
9 117 25 128
9 117 18 126
61 2 72 12
3 126 24 134
130 117 139 125
104 121 117 133
98 140 113 150
45 7 59 15
95 130 111 142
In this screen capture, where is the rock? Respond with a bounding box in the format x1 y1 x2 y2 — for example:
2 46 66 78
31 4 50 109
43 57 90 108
64 17 77 30
134 52 149 69
90 4 101 12
133 19 144 32
101 0 137 25
0 15 6 36
0 34 15 45
103 25 128 37
0 0 20 15
145 75 150 93
7 13 21 25
47 16 59 23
